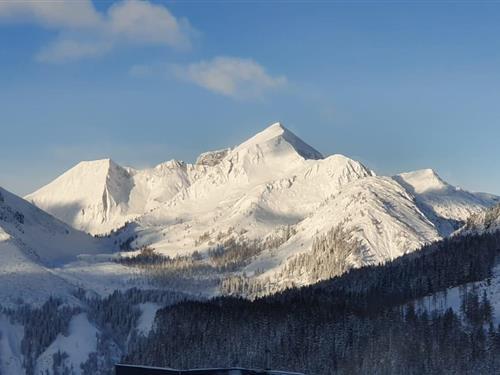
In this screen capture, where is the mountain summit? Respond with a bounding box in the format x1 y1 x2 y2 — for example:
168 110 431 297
233 122 323 160
25 158 134 234
395 168 448 194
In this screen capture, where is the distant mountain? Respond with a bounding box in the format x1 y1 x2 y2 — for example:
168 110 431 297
24 122 499 295
394 168 498 235
24 158 205 235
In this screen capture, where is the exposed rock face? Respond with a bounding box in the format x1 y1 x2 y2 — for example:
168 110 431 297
196 148 231 166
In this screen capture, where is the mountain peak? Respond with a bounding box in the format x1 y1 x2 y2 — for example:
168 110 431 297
75 158 118 171
395 168 448 194
266 121 286 132
234 122 323 160
25 157 133 234
28 158 127 197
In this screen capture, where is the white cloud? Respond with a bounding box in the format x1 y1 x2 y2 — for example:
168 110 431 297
173 56 287 98
0 0 193 63
0 0 102 29
108 0 191 48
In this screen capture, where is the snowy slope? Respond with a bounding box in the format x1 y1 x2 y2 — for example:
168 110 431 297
0 227 75 306
457 204 500 236
0 187 138 306
245 176 442 289
137 302 161 336
414 262 500 324
35 313 98 375
0 186 105 264
0 314 24 374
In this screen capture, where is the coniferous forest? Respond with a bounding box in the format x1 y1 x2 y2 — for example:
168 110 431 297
123 231 500 375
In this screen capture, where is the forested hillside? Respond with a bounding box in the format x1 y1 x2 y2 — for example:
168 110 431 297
123 231 500 374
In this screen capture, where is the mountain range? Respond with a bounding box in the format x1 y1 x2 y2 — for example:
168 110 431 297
14 122 499 295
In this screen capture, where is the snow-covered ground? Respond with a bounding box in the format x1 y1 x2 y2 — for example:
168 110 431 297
35 313 98 375
0 185 135 307
0 184 163 312
0 229 78 307
137 302 161 336
0 186 107 265
394 168 498 236
415 263 500 323
0 314 24 375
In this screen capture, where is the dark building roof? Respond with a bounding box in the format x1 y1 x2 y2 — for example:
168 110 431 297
115 364 305 375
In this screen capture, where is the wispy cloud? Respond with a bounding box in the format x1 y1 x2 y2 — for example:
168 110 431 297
172 56 287 99
36 38 112 63
0 0 194 63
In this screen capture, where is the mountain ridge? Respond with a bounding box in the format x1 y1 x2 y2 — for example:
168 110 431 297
21 122 499 296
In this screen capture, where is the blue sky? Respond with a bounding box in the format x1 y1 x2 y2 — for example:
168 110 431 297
1 1 499 196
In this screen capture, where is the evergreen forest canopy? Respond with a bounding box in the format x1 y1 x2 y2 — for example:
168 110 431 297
124 231 500 375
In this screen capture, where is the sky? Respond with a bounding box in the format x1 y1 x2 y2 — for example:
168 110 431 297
0 1 500 196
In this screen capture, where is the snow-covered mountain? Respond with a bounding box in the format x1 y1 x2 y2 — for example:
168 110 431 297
393 169 498 236
25 123 353 236
25 158 209 235
24 122 499 294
